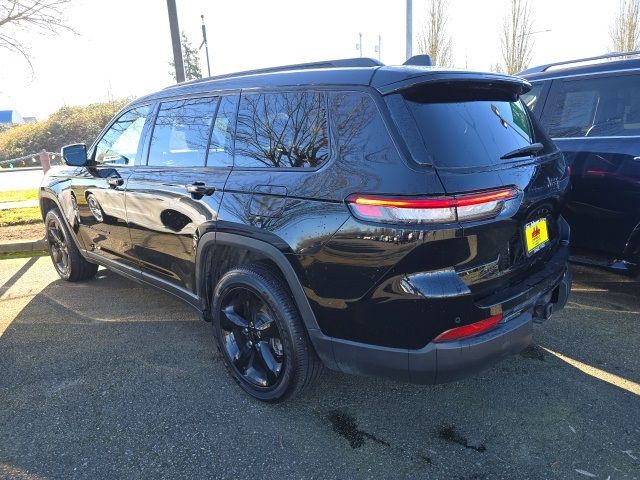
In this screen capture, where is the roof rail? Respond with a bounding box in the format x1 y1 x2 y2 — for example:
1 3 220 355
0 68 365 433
519 50 640 75
166 57 384 89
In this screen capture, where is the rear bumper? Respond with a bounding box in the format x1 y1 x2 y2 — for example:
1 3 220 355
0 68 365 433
310 249 572 384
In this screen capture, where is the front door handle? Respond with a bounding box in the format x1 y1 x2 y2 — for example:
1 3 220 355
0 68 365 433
186 182 215 197
107 177 124 187
633 156 640 161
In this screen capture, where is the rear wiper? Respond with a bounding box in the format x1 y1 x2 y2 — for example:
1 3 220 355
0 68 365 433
500 143 544 160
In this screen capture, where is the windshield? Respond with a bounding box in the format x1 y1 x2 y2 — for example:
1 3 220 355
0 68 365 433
403 85 539 168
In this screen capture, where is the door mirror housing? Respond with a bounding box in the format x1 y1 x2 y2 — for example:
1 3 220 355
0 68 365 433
61 144 88 166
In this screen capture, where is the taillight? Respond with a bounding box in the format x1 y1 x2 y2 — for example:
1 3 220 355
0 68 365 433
433 314 503 342
346 187 518 224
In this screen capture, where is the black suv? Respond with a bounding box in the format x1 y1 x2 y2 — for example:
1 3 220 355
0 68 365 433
40 57 571 402
520 51 640 273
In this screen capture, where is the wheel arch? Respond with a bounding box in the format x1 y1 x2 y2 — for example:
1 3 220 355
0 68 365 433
195 232 320 334
39 190 60 220
39 189 86 251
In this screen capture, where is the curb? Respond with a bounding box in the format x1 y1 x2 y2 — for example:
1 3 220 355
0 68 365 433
0 238 47 254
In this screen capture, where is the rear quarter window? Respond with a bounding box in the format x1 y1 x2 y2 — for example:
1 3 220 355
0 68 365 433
330 91 401 165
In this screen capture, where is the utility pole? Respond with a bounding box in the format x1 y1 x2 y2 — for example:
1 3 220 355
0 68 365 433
406 0 413 60
200 14 211 77
166 0 185 83
356 32 363 57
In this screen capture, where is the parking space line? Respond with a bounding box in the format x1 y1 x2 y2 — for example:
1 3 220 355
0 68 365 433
570 287 609 292
542 347 640 396
565 302 640 315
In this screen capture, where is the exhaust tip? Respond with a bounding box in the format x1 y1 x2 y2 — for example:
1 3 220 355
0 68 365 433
534 302 554 323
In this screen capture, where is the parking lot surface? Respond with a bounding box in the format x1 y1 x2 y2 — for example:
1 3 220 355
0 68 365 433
0 256 639 479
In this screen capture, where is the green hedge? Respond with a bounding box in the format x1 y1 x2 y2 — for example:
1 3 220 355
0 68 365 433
0 99 130 162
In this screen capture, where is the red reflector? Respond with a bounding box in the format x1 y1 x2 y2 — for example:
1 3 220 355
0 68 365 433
433 314 503 342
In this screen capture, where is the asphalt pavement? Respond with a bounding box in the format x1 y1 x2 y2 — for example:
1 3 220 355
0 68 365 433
0 256 638 479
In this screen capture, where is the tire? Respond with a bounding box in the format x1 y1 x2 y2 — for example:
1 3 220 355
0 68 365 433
45 208 98 282
211 264 323 402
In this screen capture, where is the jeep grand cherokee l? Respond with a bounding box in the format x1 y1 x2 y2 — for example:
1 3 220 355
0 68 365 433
40 57 572 402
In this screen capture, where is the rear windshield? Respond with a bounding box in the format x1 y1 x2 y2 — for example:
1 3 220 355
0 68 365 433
403 85 539 168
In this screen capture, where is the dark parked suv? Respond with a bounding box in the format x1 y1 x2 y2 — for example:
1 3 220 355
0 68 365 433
40 57 571 401
520 51 640 273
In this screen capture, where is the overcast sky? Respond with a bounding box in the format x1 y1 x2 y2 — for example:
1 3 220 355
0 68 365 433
0 0 617 119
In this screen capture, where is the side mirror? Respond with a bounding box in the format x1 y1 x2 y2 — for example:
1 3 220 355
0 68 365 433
61 144 88 167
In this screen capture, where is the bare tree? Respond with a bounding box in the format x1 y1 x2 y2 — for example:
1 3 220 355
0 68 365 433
417 0 453 67
500 0 534 74
0 0 73 68
610 0 640 52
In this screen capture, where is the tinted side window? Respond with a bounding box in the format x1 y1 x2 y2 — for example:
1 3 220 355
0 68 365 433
148 97 218 167
521 83 544 113
331 91 397 163
206 95 237 167
542 74 640 138
94 105 151 165
234 91 329 168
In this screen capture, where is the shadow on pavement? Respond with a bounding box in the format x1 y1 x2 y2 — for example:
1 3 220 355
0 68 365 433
0 266 638 479
0 256 38 297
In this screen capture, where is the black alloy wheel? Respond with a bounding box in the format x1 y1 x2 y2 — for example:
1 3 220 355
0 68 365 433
47 215 70 277
212 265 323 402
44 208 98 282
219 287 285 388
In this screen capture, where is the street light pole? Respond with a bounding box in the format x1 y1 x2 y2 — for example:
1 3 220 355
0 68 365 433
374 34 382 61
356 32 362 57
166 0 185 83
200 14 211 77
406 0 413 60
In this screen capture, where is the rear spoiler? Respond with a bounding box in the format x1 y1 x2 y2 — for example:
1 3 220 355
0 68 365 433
371 70 531 96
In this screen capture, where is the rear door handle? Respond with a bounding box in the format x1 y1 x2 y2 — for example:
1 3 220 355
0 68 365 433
186 182 215 196
107 177 124 187
633 157 640 161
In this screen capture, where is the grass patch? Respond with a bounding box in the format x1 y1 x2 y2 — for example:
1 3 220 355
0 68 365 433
0 250 48 260
0 207 42 227
0 189 38 203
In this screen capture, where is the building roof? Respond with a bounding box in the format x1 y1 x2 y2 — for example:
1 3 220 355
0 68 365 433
0 109 24 124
